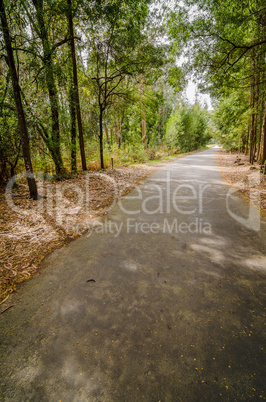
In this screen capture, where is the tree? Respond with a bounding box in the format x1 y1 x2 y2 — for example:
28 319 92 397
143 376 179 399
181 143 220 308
67 36 77 172
85 0 165 168
259 102 266 164
168 0 266 161
0 0 38 199
165 102 210 152
29 0 65 175
67 0 87 171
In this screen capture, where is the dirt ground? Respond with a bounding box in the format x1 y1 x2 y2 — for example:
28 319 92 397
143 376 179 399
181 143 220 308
1 149 265 305
216 149 266 212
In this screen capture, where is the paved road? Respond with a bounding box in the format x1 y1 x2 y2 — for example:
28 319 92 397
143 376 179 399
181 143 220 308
0 148 265 401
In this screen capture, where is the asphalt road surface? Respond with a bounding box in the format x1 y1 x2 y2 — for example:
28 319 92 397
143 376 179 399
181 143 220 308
0 148 265 401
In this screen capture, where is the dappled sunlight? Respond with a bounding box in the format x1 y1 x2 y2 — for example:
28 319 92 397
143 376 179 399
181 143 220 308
60 301 84 317
13 353 42 386
199 236 228 247
170 164 220 172
123 261 139 272
190 244 225 264
243 256 266 273
60 357 92 388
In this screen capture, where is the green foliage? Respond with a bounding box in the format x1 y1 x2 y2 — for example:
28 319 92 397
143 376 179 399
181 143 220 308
211 91 250 151
1 0 223 180
165 103 210 152
167 0 266 161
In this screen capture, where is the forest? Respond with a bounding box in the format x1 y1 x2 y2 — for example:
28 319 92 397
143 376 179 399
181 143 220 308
0 0 265 199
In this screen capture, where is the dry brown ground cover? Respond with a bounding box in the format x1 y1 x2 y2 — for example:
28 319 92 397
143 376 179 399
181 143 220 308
216 149 266 212
0 165 154 304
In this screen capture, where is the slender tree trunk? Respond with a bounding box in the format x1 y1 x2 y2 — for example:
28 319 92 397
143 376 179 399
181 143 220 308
249 54 258 164
259 102 266 165
140 80 147 145
162 103 165 137
119 124 122 148
119 110 125 148
68 40 77 172
32 0 64 175
114 115 120 147
253 56 259 160
69 78 77 172
249 79 255 164
0 0 38 199
256 68 264 160
110 127 113 146
104 125 110 148
99 108 104 169
67 0 87 171
245 125 249 154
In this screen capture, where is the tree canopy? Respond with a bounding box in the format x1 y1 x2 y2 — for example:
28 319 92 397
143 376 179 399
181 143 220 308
0 0 265 195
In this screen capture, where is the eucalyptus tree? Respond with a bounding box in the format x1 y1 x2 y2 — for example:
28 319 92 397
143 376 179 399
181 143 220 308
0 0 38 198
84 0 165 168
168 0 266 161
22 0 67 174
66 0 87 171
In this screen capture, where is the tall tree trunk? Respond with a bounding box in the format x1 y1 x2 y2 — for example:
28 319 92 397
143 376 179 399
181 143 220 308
255 54 264 161
119 110 125 148
110 127 113 146
140 80 147 145
32 0 64 175
253 54 259 160
68 40 77 172
99 108 104 169
259 102 266 165
104 125 110 148
69 75 77 172
67 0 87 171
162 103 165 137
0 0 38 199
249 54 259 164
249 80 255 164
115 115 120 146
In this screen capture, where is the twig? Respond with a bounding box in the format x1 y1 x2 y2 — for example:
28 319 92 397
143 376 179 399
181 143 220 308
0 295 9 305
1 304 16 314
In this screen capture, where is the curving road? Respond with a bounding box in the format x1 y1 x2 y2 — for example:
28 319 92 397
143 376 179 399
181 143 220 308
0 148 265 401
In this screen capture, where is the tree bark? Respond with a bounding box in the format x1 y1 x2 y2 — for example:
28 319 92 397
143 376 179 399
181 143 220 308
32 0 64 175
140 80 147 145
0 0 38 199
69 75 77 172
114 115 119 146
259 102 266 165
104 125 110 148
99 108 104 169
249 53 259 164
68 37 77 172
249 79 256 164
67 0 87 171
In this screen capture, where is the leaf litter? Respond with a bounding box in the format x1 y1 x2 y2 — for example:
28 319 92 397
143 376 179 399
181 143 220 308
0 165 153 303
216 150 266 212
